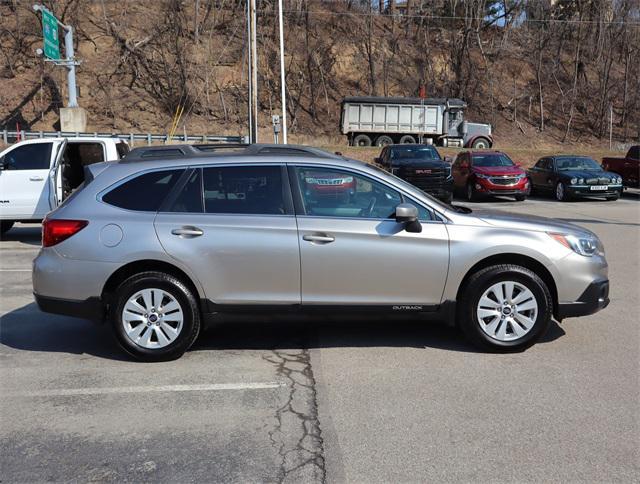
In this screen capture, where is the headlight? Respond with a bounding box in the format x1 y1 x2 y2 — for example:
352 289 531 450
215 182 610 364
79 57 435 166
571 178 578 185
515 173 526 180
617 177 622 184
548 232 603 257
578 178 584 184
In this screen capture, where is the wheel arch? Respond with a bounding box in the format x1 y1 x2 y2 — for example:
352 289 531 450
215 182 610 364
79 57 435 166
455 253 558 317
102 259 204 310
465 135 493 148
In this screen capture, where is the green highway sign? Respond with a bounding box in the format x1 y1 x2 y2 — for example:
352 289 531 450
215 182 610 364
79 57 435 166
42 8 60 60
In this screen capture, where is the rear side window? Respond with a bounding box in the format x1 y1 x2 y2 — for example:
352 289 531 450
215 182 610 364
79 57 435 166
103 169 183 211
65 142 105 166
202 165 285 215
3 143 52 170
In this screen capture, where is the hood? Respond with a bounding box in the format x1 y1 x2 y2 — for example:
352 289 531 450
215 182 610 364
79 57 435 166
558 169 617 181
473 165 524 176
472 209 594 237
392 159 447 169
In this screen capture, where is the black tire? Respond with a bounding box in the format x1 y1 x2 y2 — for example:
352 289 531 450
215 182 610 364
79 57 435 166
399 135 416 144
466 182 478 202
515 194 526 202
353 134 372 147
457 264 553 352
472 137 491 149
555 181 571 202
375 135 394 147
440 192 453 204
111 271 201 362
605 195 619 201
0 220 14 238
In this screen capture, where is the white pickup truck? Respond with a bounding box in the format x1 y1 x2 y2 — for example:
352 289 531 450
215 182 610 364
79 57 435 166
0 137 129 235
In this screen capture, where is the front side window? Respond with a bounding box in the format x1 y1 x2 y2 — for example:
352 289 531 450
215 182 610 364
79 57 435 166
3 143 52 170
296 167 401 219
628 146 639 160
102 169 183 211
535 158 549 170
202 165 285 215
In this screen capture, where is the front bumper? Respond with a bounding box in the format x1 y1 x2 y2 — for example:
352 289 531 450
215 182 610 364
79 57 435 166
475 177 529 195
34 293 104 322
556 279 610 320
567 185 622 197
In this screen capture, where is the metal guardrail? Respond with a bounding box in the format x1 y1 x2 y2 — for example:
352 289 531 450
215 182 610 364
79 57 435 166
1 129 249 146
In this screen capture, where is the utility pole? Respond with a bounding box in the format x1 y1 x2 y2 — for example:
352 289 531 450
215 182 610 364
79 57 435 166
249 0 258 143
277 0 287 143
246 0 253 142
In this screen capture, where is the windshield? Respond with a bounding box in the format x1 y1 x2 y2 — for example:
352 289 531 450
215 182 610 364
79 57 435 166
472 153 514 167
389 146 441 161
556 157 602 171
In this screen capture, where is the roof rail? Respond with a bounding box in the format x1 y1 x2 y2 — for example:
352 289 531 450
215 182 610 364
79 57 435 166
123 143 342 161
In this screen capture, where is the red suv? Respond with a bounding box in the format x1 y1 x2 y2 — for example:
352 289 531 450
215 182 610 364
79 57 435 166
451 151 529 201
301 170 357 202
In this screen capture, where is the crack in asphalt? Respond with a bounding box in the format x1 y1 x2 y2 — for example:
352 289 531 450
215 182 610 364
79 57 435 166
264 348 326 484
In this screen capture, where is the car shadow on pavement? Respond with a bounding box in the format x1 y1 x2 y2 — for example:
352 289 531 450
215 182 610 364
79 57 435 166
194 316 566 355
0 304 566 360
0 224 42 246
0 303 131 361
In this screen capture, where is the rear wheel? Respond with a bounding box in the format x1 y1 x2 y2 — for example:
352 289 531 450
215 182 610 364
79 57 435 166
399 135 416 144
353 134 372 147
111 271 201 362
375 135 394 147
0 220 14 237
458 264 553 352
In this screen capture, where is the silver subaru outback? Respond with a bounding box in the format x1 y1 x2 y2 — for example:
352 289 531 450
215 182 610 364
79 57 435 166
32 144 609 361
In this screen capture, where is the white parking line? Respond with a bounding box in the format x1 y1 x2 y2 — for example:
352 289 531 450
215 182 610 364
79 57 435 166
4 382 285 397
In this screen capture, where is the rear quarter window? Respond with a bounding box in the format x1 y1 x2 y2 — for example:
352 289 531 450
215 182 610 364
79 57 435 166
102 169 183 211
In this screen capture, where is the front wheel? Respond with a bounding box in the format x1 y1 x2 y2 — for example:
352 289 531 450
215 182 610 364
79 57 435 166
555 181 571 202
515 194 526 202
441 192 453 204
111 271 201 362
466 183 478 202
458 264 553 352
471 137 491 149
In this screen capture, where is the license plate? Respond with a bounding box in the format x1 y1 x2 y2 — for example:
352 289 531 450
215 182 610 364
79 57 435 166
590 185 608 190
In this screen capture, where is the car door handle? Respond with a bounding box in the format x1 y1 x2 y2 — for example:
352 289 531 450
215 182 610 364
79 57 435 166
171 226 204 237
303 233 335 244
29 176 44 181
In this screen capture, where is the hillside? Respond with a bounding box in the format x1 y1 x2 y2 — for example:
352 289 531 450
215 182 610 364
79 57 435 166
1 0 639 150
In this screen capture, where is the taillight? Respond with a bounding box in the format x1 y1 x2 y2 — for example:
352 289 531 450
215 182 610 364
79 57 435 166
42 219 88 247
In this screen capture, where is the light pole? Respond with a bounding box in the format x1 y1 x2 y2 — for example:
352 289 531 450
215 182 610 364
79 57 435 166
277 0 287 143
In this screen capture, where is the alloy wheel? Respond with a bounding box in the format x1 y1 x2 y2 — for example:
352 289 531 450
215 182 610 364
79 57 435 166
556 182 564 201
122 288 184 349
476 281 538 342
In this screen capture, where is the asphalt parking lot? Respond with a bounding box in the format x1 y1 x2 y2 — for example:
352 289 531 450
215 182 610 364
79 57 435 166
1 192 639 482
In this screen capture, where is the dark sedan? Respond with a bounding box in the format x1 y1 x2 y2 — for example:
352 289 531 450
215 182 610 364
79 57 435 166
527 155 623 202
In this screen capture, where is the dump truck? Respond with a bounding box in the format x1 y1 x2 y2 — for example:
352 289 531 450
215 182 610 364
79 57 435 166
340 96 493 148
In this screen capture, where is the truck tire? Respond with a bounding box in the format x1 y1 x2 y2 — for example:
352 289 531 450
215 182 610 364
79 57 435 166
399 135 416 144
471 137 491 149
0 220 14 238
375 135 394 147
353 134 372 147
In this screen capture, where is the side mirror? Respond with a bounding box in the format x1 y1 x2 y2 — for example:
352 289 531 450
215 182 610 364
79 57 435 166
395 203 422 233
374 157 382 164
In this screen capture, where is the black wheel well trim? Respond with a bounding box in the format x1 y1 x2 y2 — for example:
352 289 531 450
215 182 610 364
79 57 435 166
101 259 204 313
455 253 558 317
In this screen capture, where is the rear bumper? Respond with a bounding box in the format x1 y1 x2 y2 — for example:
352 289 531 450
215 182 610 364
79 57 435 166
556 279 609 320
34 293 104 322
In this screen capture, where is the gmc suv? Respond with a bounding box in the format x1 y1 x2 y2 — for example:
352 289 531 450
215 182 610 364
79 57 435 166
33 144 610 361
